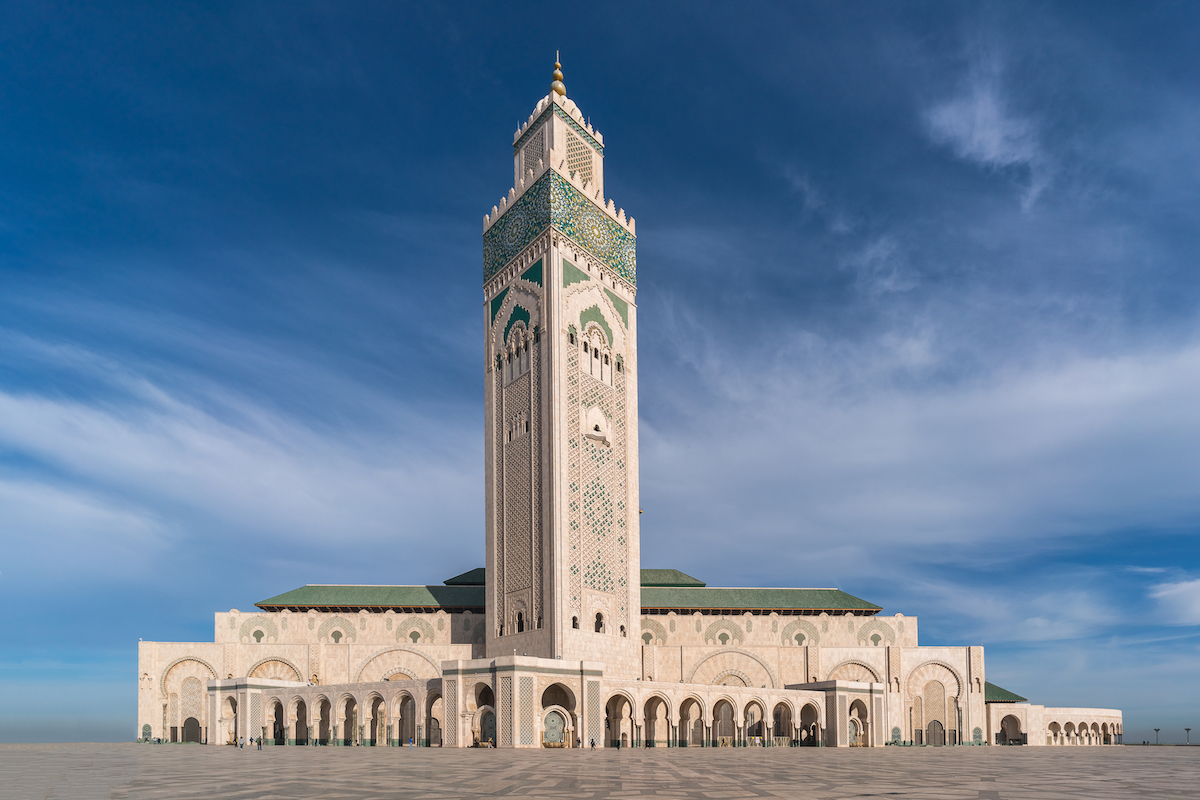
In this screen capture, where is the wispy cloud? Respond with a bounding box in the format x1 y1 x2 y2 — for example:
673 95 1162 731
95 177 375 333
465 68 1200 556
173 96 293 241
925 53 1051 209
1150 579 1200 625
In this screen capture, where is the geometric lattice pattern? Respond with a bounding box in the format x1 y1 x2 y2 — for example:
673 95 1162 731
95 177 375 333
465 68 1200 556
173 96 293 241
586 681 601 747
566 132 593 185
444 680 457 748
521 126 544 175
250 694 262 737
519 677 534 746
566 319 630 627
499 677 513 748
181 677 203 721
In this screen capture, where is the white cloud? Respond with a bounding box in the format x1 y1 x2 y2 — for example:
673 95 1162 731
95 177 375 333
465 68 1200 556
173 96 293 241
0 336 481 587
1150 579 1200 625
643 326 1200 578
925 57 1051 208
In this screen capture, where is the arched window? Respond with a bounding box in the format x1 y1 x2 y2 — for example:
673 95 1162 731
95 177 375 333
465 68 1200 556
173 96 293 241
409 631 420 643
331 630 342 643
252 630 264 643
572 616 579 629
642 632 652 644
517 612 525 633
620 625 626 637
594 613 604 633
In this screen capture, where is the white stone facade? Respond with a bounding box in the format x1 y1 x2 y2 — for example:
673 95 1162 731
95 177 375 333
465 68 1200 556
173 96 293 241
137 68 1121 750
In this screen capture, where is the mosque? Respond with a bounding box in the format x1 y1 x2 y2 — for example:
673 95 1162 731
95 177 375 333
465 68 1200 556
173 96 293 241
137 62 1122 749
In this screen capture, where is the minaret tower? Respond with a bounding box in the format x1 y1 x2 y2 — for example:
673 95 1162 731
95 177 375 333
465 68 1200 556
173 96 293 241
482 59 640 677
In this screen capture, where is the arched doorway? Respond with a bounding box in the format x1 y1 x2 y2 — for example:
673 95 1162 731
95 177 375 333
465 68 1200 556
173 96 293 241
342 698 358 745
773 703 793 747
541 683 577 747
368 697 384 746
317 698 331 745
926 720 945 747
605 694 633 748
481 710 496 747
999 714 1023 745
849 699 869 747
848 718 861 747
644 697 668 747
714 700 735 746
182 717 201 743
270 701 285 745
799 703 820 746
397 695 416 746
745 702 764 746
426 695 443 747
222 697 238 745
544 710 566 747
295 700 308 745
678 699 703 746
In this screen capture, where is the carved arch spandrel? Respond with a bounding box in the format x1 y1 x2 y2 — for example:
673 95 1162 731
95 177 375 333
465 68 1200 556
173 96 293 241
353 646 442 683
685 648 779 689
905 661 963 698
826 660 882 683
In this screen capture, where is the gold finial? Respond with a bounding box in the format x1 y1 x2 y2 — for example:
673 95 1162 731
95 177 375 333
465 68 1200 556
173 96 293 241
551 51 566 97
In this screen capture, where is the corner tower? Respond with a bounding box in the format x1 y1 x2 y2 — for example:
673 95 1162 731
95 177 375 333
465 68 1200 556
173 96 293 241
483 61 640 677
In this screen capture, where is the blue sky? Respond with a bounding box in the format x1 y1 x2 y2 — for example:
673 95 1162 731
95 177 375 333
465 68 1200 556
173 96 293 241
2 1 1199 743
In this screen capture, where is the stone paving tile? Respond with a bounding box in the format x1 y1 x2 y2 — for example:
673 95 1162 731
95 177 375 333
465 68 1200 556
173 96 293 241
0 744 1197 800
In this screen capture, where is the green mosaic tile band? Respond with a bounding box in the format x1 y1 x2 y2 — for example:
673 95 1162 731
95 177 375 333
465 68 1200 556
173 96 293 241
483 172 636 286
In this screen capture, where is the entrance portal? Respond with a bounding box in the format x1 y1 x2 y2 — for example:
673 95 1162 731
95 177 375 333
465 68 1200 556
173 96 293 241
544 711 566 747
182 717 201 743
926 720 945 747
481 711 496 746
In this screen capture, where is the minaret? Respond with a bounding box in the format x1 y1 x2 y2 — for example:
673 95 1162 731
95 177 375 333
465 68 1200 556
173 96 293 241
482 59 640 678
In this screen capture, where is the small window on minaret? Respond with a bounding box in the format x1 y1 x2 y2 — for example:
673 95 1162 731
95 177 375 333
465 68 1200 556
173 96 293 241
517 612 525 633
568 332 576 345
572 616 579 629
594 613 604 633
583 342 589 353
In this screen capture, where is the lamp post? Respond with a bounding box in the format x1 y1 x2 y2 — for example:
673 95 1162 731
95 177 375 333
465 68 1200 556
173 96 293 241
1186 728 1191 745
1155 728 1160 745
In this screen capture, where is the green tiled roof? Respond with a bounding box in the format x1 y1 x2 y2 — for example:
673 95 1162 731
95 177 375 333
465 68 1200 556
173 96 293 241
641 586 880 614
256 585 484 611
258 572 880 615
444 568 486 586
984 682 1028 703
640 569 705 587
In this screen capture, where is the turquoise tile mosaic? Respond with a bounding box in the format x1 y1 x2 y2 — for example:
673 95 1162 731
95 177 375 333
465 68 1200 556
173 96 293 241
483 172 636 286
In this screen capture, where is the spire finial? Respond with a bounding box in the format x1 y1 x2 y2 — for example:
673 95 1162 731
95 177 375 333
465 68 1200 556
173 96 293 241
551 52 566 97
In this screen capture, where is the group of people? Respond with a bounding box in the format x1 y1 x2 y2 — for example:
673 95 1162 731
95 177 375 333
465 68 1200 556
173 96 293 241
235 737 263 750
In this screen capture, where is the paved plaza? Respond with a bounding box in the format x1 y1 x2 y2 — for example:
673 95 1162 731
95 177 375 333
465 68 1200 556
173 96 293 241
0 744 1195 800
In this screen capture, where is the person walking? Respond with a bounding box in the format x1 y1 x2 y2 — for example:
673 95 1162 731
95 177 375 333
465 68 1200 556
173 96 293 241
590 738 596 750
